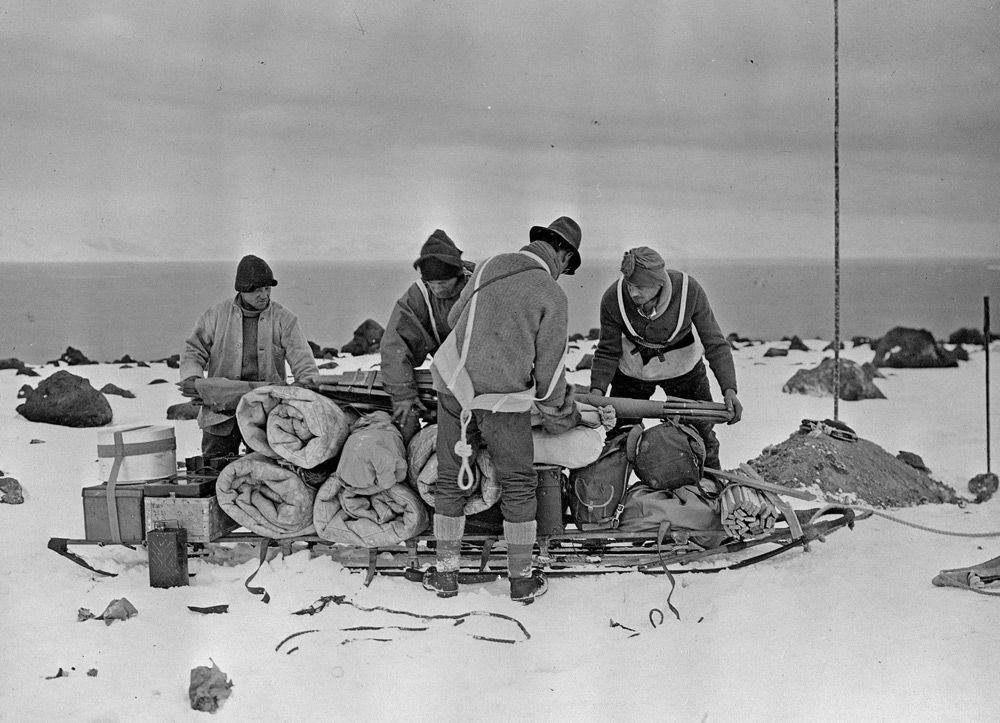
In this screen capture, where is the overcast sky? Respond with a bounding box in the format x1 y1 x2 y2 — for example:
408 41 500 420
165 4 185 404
2 1 997 263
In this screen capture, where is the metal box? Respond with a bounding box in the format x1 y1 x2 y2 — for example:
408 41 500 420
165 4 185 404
82 483 146 543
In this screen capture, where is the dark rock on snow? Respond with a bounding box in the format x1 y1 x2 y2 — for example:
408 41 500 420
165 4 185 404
341 319 385 356
587 328 600 341
16 366 40 376
112 354 140 364
148 379 169 385
17 384 33 399
763 347 788 358
872 327 958 368
308 340 339 358
100 383 136 399
29 439 45 444
16 370 113 427
0 357 29 371
317 361 339 370
949 345 969 362
851 336 875 348
152 354 180 368
0 477 24 504
861 362 885 379
788 335 810 352
823 340 845 351
57 346 96 365
896 450 929 472
575 353 594 371
782 357 885 401
167 402 200 421
568 332 585 342
948 327 999 346
137 361 150 368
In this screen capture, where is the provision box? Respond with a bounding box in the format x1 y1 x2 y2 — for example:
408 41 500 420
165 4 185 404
144 495 239 544
82 483 147 543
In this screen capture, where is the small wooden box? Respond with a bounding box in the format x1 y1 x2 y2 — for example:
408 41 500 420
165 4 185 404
82 483 146 543
144 496 239 543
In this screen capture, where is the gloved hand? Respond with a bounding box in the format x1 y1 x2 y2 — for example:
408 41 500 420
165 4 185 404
177 376 201 399
392 397 427 426
724 389 743 424
589 387 605 397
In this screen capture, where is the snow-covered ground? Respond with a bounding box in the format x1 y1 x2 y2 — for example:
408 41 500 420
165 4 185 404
1 339 997 722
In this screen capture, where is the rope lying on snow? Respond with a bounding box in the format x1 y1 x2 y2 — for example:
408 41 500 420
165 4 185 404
285 594 531 645
814 504 1000 538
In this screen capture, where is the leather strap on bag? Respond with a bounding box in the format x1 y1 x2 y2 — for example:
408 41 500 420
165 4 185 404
105 430 127 544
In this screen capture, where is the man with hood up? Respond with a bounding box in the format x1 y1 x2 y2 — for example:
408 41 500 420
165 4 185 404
588 247 742 471
425 216 583 604
179 254 319 457
380 230 473 443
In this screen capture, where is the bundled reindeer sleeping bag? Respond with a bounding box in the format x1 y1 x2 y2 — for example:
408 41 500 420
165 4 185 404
235 385 352 469
216 452 316 537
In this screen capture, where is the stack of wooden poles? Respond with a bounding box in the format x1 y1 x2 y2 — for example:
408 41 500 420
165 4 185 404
719 485 779 539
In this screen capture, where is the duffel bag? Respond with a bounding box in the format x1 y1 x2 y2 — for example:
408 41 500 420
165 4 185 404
617 483 727 546
565 426 635 530
626 420 705 491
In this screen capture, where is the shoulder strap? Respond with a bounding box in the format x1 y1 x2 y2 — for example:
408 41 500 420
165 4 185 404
625 423 644 463
415 281 441 346
616 272 690 345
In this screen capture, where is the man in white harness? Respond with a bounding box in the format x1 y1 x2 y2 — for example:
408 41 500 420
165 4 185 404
588 247 743 471
380 229 473 443
426 216 583 603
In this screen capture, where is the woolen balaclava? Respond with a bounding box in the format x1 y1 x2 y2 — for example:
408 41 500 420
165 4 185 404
235 255 278 292
414 230 464 281
620 247 667 287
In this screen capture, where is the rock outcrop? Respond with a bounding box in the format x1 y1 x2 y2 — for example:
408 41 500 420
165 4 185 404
782 357 885 401
872 327 958 368
16 371 113 427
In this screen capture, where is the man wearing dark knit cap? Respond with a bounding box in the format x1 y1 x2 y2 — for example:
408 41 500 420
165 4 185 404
179 254 319 457
425 216 583 604
589 246 742 470
381 230 474 442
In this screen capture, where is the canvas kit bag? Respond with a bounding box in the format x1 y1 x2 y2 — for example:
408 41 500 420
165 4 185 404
626 420 706 491
565 426 635 530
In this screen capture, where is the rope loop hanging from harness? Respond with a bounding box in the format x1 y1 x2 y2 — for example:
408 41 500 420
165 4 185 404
455 408 475 490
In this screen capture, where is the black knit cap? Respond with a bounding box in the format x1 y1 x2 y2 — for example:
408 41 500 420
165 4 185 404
414 229 464 281
234 254 278 292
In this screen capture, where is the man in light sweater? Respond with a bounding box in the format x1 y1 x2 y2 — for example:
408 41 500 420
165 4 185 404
179 255 319 457
426 217 583 604
588 247 742 470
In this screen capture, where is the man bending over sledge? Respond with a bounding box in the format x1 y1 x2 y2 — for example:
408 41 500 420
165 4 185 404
179 254 319 458
588 246 742 471
427 216 584 604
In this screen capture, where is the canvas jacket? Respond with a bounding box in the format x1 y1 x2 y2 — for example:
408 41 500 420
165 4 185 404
590 270 737 394
180 297 319 428
380 265 472 404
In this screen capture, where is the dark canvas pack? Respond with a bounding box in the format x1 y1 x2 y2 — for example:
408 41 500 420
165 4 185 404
626 420 706 491
565 426 635 530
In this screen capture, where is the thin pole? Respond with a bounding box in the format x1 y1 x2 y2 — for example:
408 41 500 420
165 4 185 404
986 296 992 474
832 0 841 421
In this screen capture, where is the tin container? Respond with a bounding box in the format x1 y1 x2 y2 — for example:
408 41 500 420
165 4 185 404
147 522 189 588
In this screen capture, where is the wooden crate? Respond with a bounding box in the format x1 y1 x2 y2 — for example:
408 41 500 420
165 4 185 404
144 496 239 543
82 483 146 543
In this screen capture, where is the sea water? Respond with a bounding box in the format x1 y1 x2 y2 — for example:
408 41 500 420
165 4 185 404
2 258 997 363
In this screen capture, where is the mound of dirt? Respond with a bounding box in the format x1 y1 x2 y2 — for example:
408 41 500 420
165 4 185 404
747 429 959 508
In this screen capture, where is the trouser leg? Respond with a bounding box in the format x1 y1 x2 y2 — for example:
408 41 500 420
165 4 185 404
433 392 476 517
477 409 536 524
201 418 243 458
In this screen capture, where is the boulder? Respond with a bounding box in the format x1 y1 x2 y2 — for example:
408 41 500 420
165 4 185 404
167 402 200 420
896 450 929 472
788 335 810 352
17 384 33 399
0 357 28 371
100 383 136 399
148 379 169 385
587 328 600 341
152 354 180 368
16 370 113 427
782 357 886 401
340 319 385 356
308 340 340 359
763 347 788 358
568 332 585 342
112 354 140 364
57 346 96 365
0 477 24 504
575 353 594 371
317 361 339 370
949 345 969 362
823 340 845 351
851 336 875 348
948 328 998 346
137 361 150 368
16 366 39 376
872 327 958 368
861 362 885 379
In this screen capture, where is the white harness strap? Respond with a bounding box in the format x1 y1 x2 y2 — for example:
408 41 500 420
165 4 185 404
616 272 689 345
415 280 442 346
